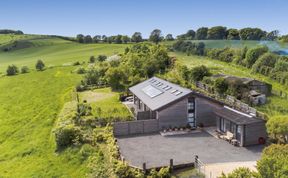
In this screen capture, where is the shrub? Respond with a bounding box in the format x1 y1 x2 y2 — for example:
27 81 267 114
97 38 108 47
35 59 45 71
21 66 29 73
75 84 86 92
89 56 95 63
219 167 257 178
54 124 81 149
214 78 228 94
77 103 92 116
76 67 86 74
97 55 107 62
73 61 81 66
245 46 268 68
79 144 95 161
6 65 19 76
266 116 288 143
257 144 288 178
190 65 210 82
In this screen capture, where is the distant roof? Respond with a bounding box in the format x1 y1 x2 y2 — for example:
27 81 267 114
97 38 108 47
214 106 264 125
129 77 192 111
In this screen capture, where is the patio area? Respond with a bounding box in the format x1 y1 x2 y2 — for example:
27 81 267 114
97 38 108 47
116 131 264 169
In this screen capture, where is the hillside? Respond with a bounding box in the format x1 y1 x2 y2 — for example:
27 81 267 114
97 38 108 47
0 37 129 177
0 34 128 73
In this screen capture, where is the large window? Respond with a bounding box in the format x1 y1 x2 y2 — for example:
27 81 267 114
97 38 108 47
187 97 196 127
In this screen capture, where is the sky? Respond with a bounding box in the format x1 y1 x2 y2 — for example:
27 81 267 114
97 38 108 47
0 0 287 38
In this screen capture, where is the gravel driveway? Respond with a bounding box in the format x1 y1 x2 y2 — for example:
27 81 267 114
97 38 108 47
116 131 264 169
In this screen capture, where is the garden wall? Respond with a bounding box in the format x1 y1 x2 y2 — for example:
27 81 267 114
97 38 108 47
113 119 159 136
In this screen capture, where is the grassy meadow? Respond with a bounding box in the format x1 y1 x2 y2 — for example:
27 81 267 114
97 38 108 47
172 52 288 116
0 35 130 177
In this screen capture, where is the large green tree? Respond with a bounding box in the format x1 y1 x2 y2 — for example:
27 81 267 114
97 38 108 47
257 144 288 178
196 27 208 40
227 28 240 40
131 32 143 43
149 29 162 44
207 26 227 39
266 116 288 143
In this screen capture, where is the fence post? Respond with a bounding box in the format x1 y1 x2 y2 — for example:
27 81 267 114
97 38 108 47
170 159 173 172
143 162 146 174
195 155 198 171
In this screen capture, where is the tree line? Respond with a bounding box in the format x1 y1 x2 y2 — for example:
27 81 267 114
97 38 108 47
75 29 174 44
0 29 24 35
177 26 279 41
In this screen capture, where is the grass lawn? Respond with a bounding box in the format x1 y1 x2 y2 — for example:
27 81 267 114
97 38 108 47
172 52 288 117
79 88 132 120
0 66 91 177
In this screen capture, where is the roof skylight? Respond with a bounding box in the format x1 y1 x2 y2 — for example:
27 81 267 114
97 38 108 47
142 85 163 98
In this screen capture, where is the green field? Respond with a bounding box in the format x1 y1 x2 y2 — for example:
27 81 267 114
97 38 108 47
0 35 128 73
0 35 130 177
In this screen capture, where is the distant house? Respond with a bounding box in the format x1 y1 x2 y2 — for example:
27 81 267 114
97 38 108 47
128 76 267 146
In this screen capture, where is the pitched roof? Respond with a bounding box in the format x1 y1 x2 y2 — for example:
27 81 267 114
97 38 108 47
129 77 192 111
214 106 264 125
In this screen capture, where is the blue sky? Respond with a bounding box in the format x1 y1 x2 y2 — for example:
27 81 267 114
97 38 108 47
0 0 287 37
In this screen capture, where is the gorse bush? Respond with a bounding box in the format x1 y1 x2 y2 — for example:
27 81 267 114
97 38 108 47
54 124 81 149
6 65 19 76
21 66 29 73
35 59 45 71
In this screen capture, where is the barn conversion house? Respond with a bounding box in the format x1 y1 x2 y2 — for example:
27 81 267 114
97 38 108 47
115 77 267 146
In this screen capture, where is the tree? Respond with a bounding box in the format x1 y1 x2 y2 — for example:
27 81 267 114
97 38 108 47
84 35 93 43
102 35 108 42
227 28 240 40
6 65 19 76
257 144 288 178
165 34 174 41
196 27 208 40
89 56 95 63
186 30 196 39
105 67 127 90
239 28 265 40
21 66 29 73
190 65 210 82
76 34 84 43
121 35 130 44
245 46 268 68
131 32 143 43
214 78 228 94
35 60 45 71
219 167 257 178
266 30 279 41
266 116 288 143
149 29 162 44
97 55 107 62
207 26 227 39
93 35 101 43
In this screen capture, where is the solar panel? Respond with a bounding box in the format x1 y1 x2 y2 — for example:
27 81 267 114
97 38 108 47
142 85 163 98
170 89 178 94
174 91 182 96
165 86 172 91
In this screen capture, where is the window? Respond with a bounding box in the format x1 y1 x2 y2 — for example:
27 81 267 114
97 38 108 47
174 91 182 96
165 86 172 91
188 102 194 110
170 89 178 94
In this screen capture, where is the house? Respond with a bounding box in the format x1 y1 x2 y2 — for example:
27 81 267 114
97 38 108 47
127 76 267 146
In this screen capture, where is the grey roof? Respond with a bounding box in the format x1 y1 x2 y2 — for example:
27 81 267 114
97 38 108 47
214 107 264 125
129 77 192 111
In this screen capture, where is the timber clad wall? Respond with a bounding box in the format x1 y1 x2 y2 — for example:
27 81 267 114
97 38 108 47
244 122 267 146
137 111 151 120
196 98 219 127
158 99 188 129
113 119 159 136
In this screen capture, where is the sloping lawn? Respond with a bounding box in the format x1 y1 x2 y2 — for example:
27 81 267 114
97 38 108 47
0 67 89 177
173 52 288 117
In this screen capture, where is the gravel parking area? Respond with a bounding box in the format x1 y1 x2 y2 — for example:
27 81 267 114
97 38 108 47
117 131 264 169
